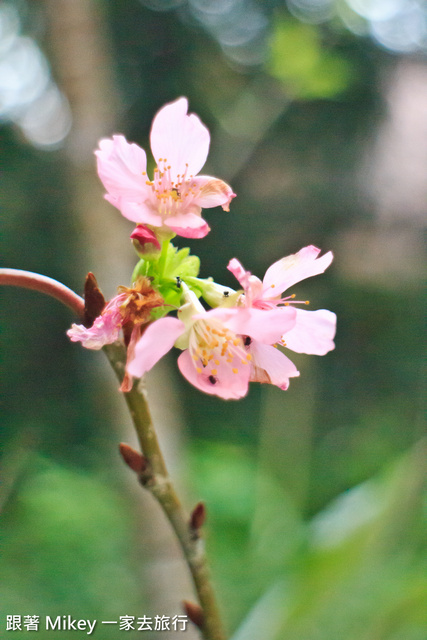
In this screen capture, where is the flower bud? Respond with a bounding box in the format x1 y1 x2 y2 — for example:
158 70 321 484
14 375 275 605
83 272 105 327
130 225 161 259
183 601 204 630
119 443 147 473
198 278 240 308
190 501 206 533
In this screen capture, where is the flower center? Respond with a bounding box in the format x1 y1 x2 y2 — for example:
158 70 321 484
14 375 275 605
143 159 198 217
190 319 252 382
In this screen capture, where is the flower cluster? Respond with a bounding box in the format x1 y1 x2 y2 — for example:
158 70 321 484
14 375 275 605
68 98 336 399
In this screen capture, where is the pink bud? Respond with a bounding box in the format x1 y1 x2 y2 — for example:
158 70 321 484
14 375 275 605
130 225 161 255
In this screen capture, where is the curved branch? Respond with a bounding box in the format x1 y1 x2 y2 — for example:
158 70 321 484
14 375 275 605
0 269 84 318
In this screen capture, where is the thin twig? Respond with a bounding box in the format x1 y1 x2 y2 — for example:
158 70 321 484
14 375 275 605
0 269 84 318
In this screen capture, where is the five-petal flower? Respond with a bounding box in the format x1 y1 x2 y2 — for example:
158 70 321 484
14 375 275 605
227 246 337 389
96 98 235 239
127 284 297 399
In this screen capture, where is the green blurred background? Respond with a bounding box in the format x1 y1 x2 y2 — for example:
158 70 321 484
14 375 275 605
1 0 426 638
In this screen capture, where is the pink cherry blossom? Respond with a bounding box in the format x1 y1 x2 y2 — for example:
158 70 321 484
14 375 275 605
227 245 336 388
127 285 297 399
96 98 235 239
67 278 165 391
67 295 124 349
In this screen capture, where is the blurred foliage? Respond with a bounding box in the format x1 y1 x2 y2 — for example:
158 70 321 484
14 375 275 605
0 456 143 639
1 0 426 638
187 441 427 638
268 18 353 98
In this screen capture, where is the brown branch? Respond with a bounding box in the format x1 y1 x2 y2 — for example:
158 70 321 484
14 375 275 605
0 269 84 318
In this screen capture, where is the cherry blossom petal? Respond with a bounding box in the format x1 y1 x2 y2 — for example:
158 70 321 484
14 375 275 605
166 212 210 238
120 325 143 393
249 342 299 390
227 258 263 304
190 176 236 210
177 350 250 399
262 246 333 295
209 306 297 345
111 197 163 226
127 317 185 378
150 98 210 180
67 310 121 349
95 135 147 199
227 258 247 288
282 308 336 355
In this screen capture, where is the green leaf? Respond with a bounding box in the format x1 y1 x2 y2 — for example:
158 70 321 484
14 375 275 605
131 258 148 283
164 244 201 278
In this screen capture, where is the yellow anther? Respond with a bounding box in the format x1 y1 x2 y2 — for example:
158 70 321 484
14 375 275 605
226 358 233 363
159 158 163 162
305 300 310 305
192 354 198 361
271 284 275 288
211 369 217 375
196 367 202 374
142 171 146 175
241 360 248 365
233 338 240 346
232 368 238 374
246 354 252 361
291 294 296 298
214 359 219 365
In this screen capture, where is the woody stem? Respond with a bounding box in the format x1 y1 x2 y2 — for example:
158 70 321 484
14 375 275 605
0 269 85 317
0 268 226 640
104 341 226 640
